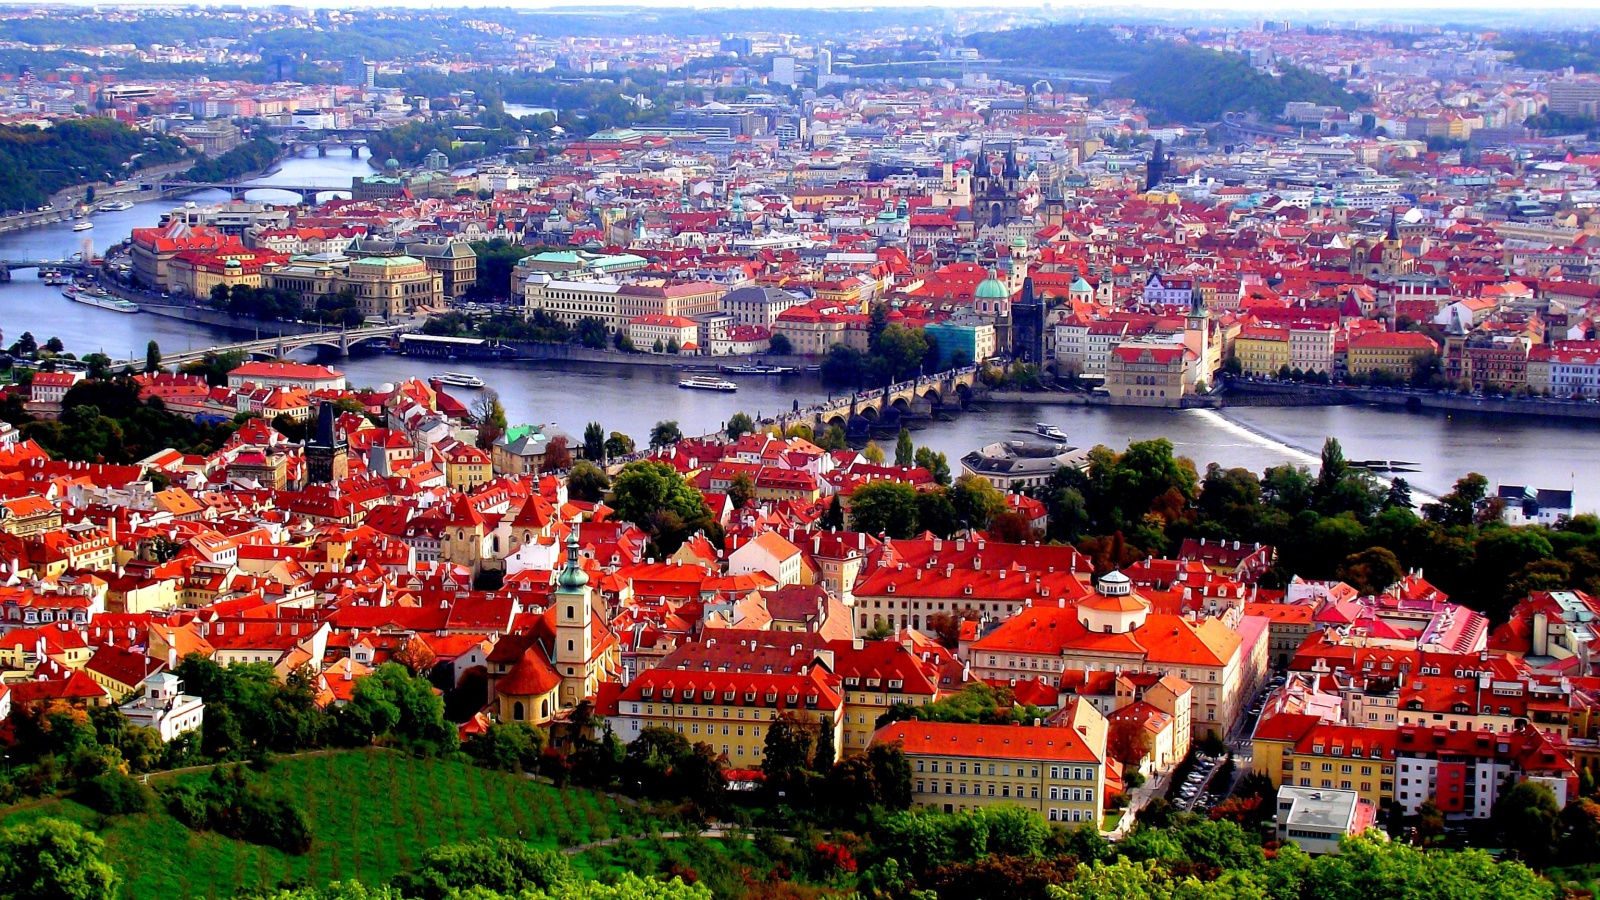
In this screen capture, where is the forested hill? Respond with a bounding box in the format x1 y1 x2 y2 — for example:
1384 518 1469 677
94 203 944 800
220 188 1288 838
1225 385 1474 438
0 118 188 212
965 25 1358 124
1113 44 1358 124
965 24 1157 73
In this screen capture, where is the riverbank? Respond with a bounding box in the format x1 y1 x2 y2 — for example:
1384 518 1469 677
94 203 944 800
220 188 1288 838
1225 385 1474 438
1222 378 1600 422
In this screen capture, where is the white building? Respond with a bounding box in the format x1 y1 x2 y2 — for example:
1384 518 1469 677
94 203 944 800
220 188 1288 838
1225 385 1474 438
727 531 804 587
1275 786 1376 854
119 672 205 742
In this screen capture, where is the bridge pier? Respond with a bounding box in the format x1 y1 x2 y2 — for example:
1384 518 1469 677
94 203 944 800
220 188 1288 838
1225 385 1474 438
318 146 328 157
351 146 361 158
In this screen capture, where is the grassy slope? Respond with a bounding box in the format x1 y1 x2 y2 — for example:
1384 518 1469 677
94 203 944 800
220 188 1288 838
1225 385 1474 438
0 750 632 900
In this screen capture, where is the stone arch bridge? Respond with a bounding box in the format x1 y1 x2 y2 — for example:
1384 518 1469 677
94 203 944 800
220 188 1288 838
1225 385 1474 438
753 366 982 437
114 324 406 371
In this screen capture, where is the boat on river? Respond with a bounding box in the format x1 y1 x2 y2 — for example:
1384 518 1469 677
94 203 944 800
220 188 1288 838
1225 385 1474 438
679 375 738 392
65 286 139 314
722 363 796 375
1034 422 1068 440
430 372 486 389
97 200 134 212
72 221 93 232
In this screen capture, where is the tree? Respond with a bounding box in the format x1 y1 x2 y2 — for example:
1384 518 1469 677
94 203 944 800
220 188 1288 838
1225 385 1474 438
915 446 952 486
862 441 886 465
543 436 572 471
725 412 755 441
1492 779 1560 866
649 420 683 449
604 431 635 459
144 341 162 374
392 637 437 676
0 817 119 900
762 713 819 802
850 480 921 538
567 460 610 503
820 495 845 530
1107 717 1153 767
7 331 37 358
43 336 64 354
470 389 507 450
727 472 756 511
464 723 548 774
895 428 915 467
608 460 713 555
952 475 1008 532
1338 547 1403 596
1561 797 1600 863
396 837 572 899
768 333 793 355
817 424 849 451
337 663 457 754
1384 477 1413 510
582 421 606 461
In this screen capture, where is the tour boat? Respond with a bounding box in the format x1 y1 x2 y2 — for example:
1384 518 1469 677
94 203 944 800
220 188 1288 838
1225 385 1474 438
723 363 795 375
1034 423 1068 440
97 200 134 212
72 221 94 232
38 269 67 285
430 372 486 389
679 375 738 392
68 287 139 314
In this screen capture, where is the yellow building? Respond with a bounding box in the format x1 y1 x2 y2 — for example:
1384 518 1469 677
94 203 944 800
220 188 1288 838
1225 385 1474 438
609 663 844 766
874 713 1108 826
1348 331 1439 378
265 254 443 321
440 443 493 492
1253 714 1395 811
1233 326 1291 376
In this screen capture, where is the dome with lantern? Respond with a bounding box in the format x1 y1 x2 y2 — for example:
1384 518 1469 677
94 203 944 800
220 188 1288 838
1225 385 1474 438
1076 569 1149 634
973 268 1011 316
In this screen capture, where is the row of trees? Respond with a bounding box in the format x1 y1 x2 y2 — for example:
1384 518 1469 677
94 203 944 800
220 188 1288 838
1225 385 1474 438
208 283 364 328
1 377 239 463
1017 435 1600 624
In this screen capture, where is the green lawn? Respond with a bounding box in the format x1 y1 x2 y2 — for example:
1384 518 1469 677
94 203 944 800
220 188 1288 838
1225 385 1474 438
0 750 634 900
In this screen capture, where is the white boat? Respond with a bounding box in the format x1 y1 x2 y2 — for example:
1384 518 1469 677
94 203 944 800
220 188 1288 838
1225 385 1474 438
39 269 67 285
1034 422 1068 440
69 287 139 314
72 221 93 232
430 372 486 388
97 200 134 212
679 375 738 392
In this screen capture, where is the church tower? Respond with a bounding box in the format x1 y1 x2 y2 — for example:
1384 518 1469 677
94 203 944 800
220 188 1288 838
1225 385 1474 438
305 401 347 485
553 532 594 710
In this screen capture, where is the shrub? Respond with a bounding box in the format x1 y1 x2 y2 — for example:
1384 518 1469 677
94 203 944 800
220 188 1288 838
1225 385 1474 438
76 771 155 816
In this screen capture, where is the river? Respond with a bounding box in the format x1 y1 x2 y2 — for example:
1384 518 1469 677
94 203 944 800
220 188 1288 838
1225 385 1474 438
0 149 1596 511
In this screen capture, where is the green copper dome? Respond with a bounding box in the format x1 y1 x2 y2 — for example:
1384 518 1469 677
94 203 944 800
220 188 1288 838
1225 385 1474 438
974 269 1010 301
556 533 589 591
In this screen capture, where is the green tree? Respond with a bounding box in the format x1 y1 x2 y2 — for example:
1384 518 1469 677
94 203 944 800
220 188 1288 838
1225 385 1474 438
395 837 572 899
915 446 952 485
604 431 635 458
1338 546 1403 595
768 333 793 355
895 428 915 467
725 412 755 440
862 440 886 465
582 421 606 461
727 472 756 511
144 341 162 374
817 424 849 451
0 817 119 900
608 460 713 555
337 663 457 754
1492 779 1561 866
952 474 1008 532
761 712 819 803
567 460 610 503
850 480 921 538
649 420 683 449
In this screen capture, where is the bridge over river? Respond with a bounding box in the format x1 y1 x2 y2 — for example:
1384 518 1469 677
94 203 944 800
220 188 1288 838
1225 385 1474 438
115 324 408 370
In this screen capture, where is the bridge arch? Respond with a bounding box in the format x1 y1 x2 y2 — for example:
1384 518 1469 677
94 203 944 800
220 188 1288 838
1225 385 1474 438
822 413 848 432
919 387 943 407
858 405 880 422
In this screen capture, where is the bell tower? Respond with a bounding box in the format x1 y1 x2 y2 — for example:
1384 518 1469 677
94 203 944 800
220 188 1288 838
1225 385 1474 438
553 532 593 708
